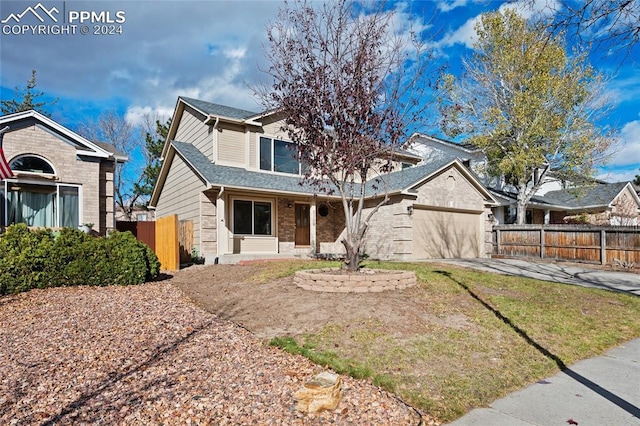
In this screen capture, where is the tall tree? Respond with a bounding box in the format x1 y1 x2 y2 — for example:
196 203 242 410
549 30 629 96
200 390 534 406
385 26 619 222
78 111 142 220
1 70 58 117
258 0 434 270
522 0 640 57
135 117 170 203
438 9 617 224
634 170 640 186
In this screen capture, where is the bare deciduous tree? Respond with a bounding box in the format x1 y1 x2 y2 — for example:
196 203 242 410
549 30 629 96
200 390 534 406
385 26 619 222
521 0 640 58
78 111 143 220
257 0 435 270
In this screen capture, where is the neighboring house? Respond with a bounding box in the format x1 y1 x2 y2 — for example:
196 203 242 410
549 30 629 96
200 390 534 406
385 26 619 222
527 182 640 225
150 97 498 264
0 110 127 235
115 206 156 222
405 133 640 226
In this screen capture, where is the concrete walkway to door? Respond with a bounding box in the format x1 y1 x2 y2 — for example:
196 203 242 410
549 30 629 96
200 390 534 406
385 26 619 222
432 258 640 296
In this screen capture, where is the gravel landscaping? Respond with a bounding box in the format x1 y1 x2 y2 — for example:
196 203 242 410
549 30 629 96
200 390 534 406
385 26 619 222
0 280 428 425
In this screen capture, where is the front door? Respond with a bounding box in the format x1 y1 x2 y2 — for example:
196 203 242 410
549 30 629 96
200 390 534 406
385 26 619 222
295 203 310 246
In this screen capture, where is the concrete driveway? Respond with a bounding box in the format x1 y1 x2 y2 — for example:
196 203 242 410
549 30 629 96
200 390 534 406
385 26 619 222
432 258 640 296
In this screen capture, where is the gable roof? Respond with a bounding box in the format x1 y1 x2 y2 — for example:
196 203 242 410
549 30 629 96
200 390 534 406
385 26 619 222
406 133 481 153
541 182 638 210
494 182 640 211
0 110 127 161
150 140 497 206
179 96 258 120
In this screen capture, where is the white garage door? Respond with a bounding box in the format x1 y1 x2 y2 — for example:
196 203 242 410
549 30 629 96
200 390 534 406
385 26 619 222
412 208 482 258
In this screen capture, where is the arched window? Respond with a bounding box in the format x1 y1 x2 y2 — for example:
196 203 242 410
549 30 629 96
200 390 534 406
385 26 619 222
10 155 55 175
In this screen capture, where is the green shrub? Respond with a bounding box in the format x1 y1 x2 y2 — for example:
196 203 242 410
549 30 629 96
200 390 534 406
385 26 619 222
0 224 56 294
0 224 160 295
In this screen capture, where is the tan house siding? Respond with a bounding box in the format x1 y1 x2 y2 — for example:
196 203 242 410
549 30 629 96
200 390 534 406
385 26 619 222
217 123 246 166
175 106 213 160
260 115 289 139
155 153 206 249
248 129 257 169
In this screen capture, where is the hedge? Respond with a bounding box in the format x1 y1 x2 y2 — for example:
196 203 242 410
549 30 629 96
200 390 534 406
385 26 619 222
0 224 160 295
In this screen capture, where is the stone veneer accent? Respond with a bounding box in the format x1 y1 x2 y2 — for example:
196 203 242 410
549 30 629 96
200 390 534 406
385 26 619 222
294 268 417 293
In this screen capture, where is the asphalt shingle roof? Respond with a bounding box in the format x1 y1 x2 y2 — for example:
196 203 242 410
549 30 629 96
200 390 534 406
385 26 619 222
172 141 457 198
541 182 629 208
179 96 258 120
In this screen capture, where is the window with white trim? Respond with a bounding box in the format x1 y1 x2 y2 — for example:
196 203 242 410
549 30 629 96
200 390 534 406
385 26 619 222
259 136 300 174
233 199 272 236
1 156 81 228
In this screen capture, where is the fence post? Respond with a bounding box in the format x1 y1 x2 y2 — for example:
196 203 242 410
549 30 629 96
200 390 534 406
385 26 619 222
495 229 501 256
600 229 606 265
540 227 545 259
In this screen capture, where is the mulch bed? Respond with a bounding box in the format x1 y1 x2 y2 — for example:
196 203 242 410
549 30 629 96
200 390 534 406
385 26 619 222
0 281 429 425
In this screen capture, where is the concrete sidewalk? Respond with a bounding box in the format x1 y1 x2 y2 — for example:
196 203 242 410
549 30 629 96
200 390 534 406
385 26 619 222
448 338 640 425
435 258 640 296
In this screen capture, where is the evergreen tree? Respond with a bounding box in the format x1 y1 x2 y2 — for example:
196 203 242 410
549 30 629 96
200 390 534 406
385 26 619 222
135 118 170 202
1 70 58 116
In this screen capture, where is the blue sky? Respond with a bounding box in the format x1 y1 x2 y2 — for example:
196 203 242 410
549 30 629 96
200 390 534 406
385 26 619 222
1 0 639 182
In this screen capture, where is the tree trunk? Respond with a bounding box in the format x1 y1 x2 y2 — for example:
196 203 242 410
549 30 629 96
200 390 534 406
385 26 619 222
516 203 527 224
341 238 361 272
516 187 527 224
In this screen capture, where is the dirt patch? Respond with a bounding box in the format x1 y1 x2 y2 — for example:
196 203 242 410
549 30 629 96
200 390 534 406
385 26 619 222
170 263 468 340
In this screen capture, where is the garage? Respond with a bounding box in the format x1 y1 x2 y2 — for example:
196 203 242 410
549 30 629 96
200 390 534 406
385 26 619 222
412 207 483 258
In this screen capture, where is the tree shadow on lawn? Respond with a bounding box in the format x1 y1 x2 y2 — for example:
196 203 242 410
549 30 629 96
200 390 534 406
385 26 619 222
39 320 215 425
435 270 640 419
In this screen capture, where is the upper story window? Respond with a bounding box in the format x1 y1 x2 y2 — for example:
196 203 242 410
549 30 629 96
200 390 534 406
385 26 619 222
10 155 55 175
259 136 300 175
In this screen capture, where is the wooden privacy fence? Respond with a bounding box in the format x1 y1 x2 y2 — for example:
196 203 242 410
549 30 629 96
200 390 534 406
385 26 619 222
178 219 194 264
118 216 194 271
116 221 156 251
493 225 640 265
155 215 179 271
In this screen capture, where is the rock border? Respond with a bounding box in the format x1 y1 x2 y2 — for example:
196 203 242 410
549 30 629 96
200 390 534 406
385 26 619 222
294 268 417 293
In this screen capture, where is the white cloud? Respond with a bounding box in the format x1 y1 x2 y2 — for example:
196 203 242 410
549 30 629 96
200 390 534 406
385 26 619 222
607 120 640 168
436 0 472 13
437 0 560 49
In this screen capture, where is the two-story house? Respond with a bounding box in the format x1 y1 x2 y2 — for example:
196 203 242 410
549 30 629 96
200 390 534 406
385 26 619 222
150 97 498 264
0 110 127 235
